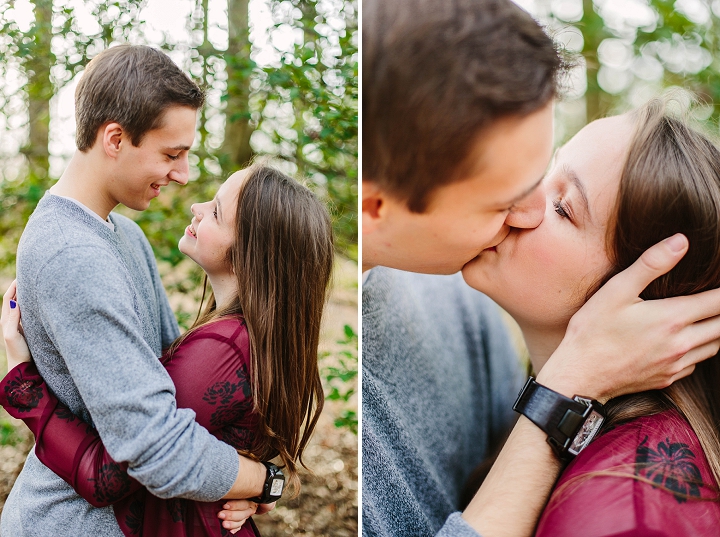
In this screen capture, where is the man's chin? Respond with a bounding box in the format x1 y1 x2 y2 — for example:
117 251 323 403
122 199 152 212
462 248 494 271
405 260 467 276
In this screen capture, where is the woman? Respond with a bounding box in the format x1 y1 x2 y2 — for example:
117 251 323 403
462 98 720 535
0 164 334 536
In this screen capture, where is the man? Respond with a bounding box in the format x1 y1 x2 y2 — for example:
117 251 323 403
2 45 265 535
362 1 720 536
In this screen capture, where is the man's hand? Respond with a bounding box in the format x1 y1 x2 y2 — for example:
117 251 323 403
218 500 276 534
1 280 32 372
539 233 720 402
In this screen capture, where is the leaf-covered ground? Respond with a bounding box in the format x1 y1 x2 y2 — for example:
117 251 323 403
0 258 358 535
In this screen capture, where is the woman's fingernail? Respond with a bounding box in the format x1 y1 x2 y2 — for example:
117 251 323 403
224 504 230 509
10 300 16 309
219 512 226 519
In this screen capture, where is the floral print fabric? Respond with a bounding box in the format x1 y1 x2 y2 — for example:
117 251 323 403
535 410 720 537
0 317 261 537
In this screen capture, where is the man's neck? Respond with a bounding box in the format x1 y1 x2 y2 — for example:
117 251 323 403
51 151 117 220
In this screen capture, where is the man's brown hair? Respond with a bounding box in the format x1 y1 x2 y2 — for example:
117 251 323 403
75 45 205 151
363 0 564 212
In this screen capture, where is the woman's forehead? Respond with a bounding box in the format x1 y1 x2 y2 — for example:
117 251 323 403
572 114 634 153
559 115 636 183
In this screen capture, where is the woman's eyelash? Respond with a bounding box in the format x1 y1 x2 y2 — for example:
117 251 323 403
213 208 218 218
553 199 570 219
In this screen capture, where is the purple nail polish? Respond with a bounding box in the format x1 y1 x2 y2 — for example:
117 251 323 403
10 300 16 309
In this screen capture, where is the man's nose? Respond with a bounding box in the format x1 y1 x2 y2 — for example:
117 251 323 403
168 154 190 185
505 185 546 229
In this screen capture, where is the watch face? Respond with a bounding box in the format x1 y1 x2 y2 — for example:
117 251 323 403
568 410 604 455
270 478 284 497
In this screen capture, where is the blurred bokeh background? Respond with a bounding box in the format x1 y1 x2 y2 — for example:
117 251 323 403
516 0 720 143
0 0 357 534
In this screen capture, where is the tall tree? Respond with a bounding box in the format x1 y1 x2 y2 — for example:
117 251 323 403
580 0 611 123
221 0 254 172
22 0 53 182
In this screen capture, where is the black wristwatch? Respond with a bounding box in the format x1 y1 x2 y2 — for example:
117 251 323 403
513 377 606 461
250 462 285 504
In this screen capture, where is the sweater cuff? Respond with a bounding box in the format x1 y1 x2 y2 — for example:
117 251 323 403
193 438 240 501
436 512 483 537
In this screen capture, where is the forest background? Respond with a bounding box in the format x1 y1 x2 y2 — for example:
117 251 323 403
528 0 720 142
2 0 720 534
0 0 357 535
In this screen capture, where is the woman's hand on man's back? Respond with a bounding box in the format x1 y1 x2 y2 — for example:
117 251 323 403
1 280 32 373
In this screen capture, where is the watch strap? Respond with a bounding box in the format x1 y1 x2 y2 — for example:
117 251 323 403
513 377 588 449
250 461 285 504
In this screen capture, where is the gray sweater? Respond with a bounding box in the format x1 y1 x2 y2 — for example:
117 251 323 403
362 268 524 537
1 194 239 536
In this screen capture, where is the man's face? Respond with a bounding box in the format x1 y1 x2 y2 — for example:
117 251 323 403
362 103 554 274
109 105 197 211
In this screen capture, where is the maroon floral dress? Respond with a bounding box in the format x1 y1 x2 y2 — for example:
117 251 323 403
535 409 720 537
0 317 262 537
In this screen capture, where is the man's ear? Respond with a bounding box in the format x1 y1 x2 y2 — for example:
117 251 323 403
101 123 124 158
362 179 387 235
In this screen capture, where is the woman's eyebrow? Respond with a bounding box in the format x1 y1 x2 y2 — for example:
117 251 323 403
562 163 591 222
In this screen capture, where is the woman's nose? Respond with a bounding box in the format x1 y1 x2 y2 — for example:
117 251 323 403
191 203 202 219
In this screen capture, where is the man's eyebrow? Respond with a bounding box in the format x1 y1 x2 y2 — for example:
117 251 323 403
562 163 591 222
166 144 191 151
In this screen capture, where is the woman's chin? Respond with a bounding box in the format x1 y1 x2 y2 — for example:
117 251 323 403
177 240 196 266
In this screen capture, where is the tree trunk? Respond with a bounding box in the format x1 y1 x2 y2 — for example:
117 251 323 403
582 0 608 123
23 0 54 181
221 0 253 172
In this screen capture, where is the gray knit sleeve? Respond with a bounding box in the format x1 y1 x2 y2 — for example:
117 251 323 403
35 247 238 501
436 513 483 537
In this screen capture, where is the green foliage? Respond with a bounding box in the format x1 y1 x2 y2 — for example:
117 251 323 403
0 419 23 446
549 0 720 136
321 323 358 434
252 0 358 257
129 0 358 266
0 0 357 276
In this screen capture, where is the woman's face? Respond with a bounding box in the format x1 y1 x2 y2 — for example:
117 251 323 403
178 170 245 278
462 114 636 330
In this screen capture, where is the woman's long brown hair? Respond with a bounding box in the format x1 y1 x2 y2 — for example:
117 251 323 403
591 98 720 495
169 164 334 493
